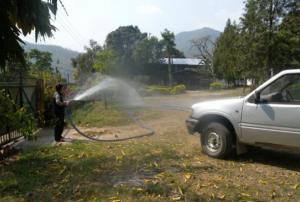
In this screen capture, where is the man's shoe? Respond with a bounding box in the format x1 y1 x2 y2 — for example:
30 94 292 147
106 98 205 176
55 138 65 142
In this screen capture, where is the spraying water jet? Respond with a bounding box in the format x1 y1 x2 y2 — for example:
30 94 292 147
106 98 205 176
66 76 155 142
65 75 191 142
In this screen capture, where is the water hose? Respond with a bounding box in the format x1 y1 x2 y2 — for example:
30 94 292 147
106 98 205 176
65 99 191 142
65 107 155 142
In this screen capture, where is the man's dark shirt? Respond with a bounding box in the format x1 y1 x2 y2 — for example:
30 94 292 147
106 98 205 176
53 92 65 116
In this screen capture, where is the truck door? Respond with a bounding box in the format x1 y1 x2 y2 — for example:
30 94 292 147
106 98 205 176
241 74 300 147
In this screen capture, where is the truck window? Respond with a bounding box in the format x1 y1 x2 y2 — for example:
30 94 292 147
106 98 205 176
260 74 300 104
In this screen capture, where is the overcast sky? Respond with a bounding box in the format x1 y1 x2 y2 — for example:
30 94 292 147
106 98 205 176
23 0 245 52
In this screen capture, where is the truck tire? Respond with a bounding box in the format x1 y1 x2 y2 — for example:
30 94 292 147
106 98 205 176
201 121 233 158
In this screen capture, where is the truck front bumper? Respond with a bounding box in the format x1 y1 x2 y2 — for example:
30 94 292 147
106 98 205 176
185 117 198 135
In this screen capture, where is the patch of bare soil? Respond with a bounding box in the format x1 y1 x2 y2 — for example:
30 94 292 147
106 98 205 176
65 109 191 142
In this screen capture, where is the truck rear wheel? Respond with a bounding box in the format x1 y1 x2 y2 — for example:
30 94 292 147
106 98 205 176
201 121 233 158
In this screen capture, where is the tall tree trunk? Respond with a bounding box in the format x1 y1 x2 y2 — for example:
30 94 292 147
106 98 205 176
267 0 274 77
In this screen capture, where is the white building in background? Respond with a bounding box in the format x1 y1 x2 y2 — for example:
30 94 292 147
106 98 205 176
161 58 255 87
161 58 204 66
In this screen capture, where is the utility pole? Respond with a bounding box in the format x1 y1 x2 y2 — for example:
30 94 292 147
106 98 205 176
67 73 70 84
56 60 60 74
267 0 274 79
168 55 172 87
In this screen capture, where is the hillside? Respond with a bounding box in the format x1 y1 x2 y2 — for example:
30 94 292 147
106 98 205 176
23 42 80 81
175 27 221 57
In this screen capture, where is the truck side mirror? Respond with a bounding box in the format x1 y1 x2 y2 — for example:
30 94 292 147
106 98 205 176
254 91 261 103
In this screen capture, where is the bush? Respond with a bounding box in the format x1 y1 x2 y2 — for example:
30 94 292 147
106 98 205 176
209 82 223 90
143 84 186 96
145 85 171 95
170 84 186 95
0 90 36 139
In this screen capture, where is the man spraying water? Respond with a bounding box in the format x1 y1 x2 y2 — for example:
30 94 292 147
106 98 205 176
54 76 186 142
53 84 70 142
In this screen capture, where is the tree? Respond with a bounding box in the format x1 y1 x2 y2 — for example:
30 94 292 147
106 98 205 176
276 2 300 69
27 49 53 72
105 26 147 75
72 40 102 82
192 36 216 79
93 50 115 74
202 0 299 86
239 0 269 82
172 49 185 58
259 0 296 73
240 0 297 80
0 0 61 68
133 36 163 65
161 29 177 87
105 26 147 55
213 19 242 84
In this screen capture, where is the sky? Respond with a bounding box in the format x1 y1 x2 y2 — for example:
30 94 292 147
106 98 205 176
23 0 245 52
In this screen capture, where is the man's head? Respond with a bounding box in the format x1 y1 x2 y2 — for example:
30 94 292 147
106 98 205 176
55 83 64 93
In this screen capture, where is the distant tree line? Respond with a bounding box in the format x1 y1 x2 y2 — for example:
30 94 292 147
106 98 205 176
72 26 184 85
213 0 300 85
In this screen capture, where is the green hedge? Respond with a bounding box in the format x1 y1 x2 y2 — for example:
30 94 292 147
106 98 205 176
146 86 171 95
144 84 186 96
170 84 186 95
209 82 223 90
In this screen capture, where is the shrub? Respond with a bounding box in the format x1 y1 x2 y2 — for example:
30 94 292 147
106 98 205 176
170 84 186 95
143 84 186 96
145 86 171 95
209 82 223 90
0 90 36 139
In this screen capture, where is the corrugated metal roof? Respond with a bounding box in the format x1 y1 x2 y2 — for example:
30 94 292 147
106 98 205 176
161 58 204 66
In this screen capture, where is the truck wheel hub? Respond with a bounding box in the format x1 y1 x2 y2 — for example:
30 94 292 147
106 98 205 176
207 132 221 152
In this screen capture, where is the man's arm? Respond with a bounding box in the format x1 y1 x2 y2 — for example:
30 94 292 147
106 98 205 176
55 93 69 106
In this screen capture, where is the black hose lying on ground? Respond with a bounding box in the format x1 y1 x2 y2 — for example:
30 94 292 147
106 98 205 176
65 102 191 142
65 107 155 142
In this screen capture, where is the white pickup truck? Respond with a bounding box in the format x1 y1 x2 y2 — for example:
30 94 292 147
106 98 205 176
186 69 300 158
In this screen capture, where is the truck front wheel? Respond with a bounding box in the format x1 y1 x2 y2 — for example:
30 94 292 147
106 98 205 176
201 122 233 158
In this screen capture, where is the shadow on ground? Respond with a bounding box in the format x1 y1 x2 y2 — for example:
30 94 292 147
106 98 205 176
233 147 300 172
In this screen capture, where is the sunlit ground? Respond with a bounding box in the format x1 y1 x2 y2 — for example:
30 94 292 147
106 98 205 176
1 89 300 201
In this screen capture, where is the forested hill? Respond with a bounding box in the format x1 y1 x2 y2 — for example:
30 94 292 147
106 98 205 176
175 27 221 57
23 42 80 80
